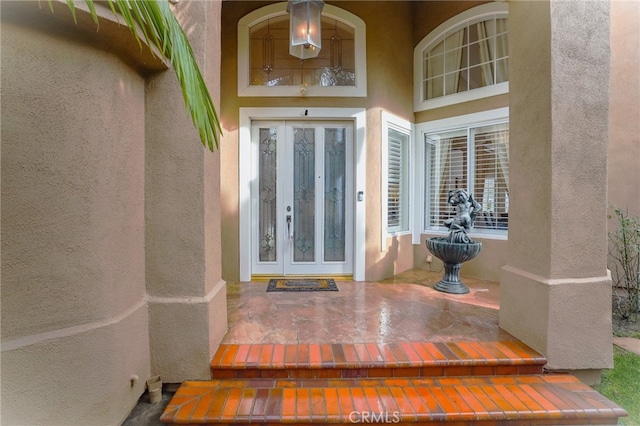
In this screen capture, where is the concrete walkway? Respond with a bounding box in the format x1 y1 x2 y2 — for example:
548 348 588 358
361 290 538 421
613 336 640 355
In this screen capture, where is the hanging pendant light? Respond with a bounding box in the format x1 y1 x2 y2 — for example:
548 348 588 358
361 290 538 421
287 0 325 60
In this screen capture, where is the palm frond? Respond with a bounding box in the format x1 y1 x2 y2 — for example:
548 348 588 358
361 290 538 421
54 0 221 151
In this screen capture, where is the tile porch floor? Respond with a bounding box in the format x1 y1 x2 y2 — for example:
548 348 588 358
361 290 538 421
223 268 515 345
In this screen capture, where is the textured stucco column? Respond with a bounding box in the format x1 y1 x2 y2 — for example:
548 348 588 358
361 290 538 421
1 3 152 424
145 0 227 382
500 0 612 384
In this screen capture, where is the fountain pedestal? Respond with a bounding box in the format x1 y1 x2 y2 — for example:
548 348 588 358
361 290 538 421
426 238 482 295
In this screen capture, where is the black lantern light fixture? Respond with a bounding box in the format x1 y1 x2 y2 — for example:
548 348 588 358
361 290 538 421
287 0 325 59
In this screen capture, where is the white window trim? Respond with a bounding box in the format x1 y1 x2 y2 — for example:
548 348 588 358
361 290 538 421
415 107 509 241
238 2 367 97
413 2 509 112
239 107 367 281
381 111 414 251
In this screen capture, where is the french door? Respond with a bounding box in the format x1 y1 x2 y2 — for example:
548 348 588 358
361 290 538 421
251 120 354 276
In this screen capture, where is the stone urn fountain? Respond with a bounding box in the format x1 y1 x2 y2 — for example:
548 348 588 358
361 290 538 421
426 189 482 294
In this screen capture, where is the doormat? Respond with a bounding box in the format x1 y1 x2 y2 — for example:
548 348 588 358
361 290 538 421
267 278 338 292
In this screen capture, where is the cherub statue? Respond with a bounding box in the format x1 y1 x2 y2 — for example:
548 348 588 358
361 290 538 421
444 189 481 243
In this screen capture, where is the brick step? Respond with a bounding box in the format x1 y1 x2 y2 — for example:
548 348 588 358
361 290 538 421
160 375 627 425
210 341 547 379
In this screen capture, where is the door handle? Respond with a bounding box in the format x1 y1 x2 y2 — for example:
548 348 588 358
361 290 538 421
286 215 293 239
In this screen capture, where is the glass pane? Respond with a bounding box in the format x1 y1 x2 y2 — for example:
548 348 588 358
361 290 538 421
457 67 469 93
444 29 465 50
468 64 485 90
478 19 495 41
467 41 482 68
425 76 444 99
428 39 445 58
249 15 356 87
496 18 508 36
495 58 508 84
467 23 479 43
473 124 509 231
425 131 468 229
494 33 509 59
258 128 278 262
424 141 436 230
426 52 444 78
444 72 461 95
444 47 464 74
293 128 315 262
324 128 346 261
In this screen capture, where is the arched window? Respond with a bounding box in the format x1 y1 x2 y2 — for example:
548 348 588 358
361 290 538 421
238 2 366 97
414 3 508 111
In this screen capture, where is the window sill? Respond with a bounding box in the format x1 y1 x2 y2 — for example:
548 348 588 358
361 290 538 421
422 229 508 241
239 85 367 98
414 83 509 112
387 230 412 239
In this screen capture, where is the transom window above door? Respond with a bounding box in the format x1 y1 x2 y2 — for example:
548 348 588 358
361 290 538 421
238 2 367 97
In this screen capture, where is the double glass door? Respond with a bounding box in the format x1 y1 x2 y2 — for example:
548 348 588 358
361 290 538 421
251 121 354 276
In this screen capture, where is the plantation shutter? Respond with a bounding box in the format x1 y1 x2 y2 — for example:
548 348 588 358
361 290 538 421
387 129 409 232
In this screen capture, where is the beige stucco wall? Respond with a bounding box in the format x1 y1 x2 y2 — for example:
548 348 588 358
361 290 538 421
220 1 415 282
1 4 151 424
607 0 640 221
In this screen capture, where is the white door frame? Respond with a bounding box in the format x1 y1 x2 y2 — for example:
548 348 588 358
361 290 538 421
250 120 354 276
239 107 366 281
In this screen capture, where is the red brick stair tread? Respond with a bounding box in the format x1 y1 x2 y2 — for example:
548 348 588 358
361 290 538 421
211 341 547 379
160 375 627 425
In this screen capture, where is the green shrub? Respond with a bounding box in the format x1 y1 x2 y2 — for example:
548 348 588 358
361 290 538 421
609 206 640 322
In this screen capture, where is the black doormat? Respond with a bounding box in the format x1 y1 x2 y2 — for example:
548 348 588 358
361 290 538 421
267 278 339 292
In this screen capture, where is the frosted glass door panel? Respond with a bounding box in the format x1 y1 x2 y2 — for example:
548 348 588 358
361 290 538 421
258 127 278 262
324 128 346 262
292 128 316 262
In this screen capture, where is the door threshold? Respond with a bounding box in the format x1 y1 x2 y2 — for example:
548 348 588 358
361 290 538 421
251 274 353 282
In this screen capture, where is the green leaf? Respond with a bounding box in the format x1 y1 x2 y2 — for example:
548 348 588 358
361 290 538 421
66 0 77 23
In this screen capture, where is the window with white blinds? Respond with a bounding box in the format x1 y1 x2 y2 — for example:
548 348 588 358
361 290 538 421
387 128 410 232
425 121 509 234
